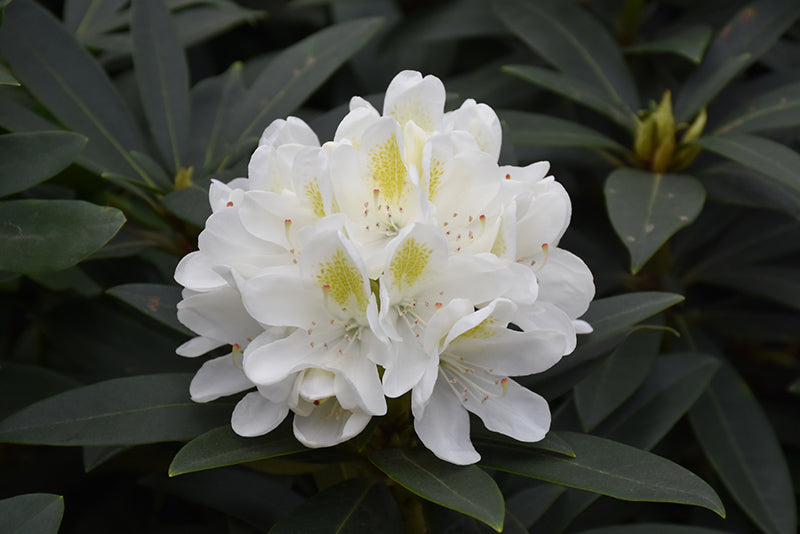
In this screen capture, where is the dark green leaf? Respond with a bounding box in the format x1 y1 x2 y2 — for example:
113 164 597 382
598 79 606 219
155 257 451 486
478 431 725 517
624 26 713 64
698 162 800 218
169 422 305 476
173 5 264 49
0 493 64 534
576 524 730 534
789 377 800 394
693 135 800 218
715 81 800 135
502 66 635 130
0 0 152 185
82 445 129 472
690 362 796 534
106 283 192 335
270 479 402 534
0 199 125 273
675 1 800 120
27 266 102 296
605 169 706 273
695 265 800 311
574 329 662 432
0 373 231 445
506 484 565 529
0 86 61 133
502 111 628 152
0 131 87 197
0 63 18 85
384 0 505 44
65 0 127 37
233 17 384 142
494 0 638 110
161 181 211 226
369 447 505 531
580 292 684 345
473 429 575 458
0 363 80 421
133 0 190 174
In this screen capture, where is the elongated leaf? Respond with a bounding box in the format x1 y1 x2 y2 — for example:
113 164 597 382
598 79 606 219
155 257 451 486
369 447 505 531
579 292 684 345
506 484 565 529
0 373 231 445
699 162 800 218
234 17 384 142
0 0 152 184
161 180 212 226
574 329 662 432
0 63 18 85
502 111 627 152
675 1 800 120
577 524 730 534
169 422 305 476
690 362 796 534
695 265 800 311
605 169 706 273
0 131 87 197
107 283 192 335
82 445 129 472
473 429 575 458
384 0 504 44
624 26 713 64
0 363 80 421
693 135 800 218
502 65 635 130
132 0 190 174
0 86 61 133
494 0 638 110
0 199 125 273
271 479 402 534
0 493 64 534
478 431 725 517
715 81 800 135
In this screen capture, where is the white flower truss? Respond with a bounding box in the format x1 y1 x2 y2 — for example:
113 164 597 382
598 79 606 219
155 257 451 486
175 70 595 463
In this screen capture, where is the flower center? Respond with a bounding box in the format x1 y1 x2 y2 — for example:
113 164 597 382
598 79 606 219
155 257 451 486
440 356 508 404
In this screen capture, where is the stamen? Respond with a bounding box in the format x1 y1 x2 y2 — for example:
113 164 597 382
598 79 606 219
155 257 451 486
226 201 234 207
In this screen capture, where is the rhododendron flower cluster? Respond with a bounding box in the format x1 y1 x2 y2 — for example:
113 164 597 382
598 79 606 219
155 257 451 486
175 71 594 465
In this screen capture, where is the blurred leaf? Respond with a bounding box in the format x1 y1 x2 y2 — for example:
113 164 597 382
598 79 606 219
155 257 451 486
690 362 796 534
369 447 505 531
0 373 231 445
0 493 64 534
82 445 129 472
106 283 192 335
574 329 662 432
27 266 102 296
161 180 211 226
715 81 800 135
384 0 504 44
596 352 721 448
694 265 800 311
473 429 575 458
0 63 18 85
0 86 62 133
494 0 638 110
0 131 87 197
605 169 706 273
0 363 80 421
698 162 800 218
133 0 190 174
505 484 565 529
576 524 730 534
169 422 305 476
188 62 246 173
789 377 800 394
693 135 800 218
64 0 127 37
172 5 263 49
0 0 152 185
502 111 628 152
270 478 402 534
478 431 725 517
624 25 713 64
675 0 800 120
234 17 385 142
502 65 635 130
580 292 684 345
0 199 125 273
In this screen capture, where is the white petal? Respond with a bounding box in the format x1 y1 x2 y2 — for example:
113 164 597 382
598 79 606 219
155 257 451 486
383 70 445 131
242 270 322 327
175 251 226 292
450 327 566 376
176 335 222 357
382 222 448 302
467 379 550 443
444 99 502 161
334 104 380 147
190 354 253 402
573 319 593 334
293 400 371 447
259 116 319 148
177 286 263 345
413 373 480 465
536 247 595 319
231 391 289 437
381 320 433 398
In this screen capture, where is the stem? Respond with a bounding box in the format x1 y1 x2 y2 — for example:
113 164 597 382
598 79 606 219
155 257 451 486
618 0 645 45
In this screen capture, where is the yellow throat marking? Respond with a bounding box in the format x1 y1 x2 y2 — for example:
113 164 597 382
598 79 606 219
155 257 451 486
390 237 433 291
316 249 368 314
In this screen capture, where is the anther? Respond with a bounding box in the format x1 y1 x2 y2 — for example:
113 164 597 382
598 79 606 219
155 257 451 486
226 201 234 207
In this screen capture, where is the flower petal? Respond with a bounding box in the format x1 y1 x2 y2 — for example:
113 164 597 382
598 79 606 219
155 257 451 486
536 247 595 319
190 354 253 402
383 70 445 131
231 391 289 437
466 378 550 443
293 399 371 447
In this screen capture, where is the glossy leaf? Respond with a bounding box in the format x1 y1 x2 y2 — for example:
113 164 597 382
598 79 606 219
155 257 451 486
0 86 61 133
270 479 402 534
169 422 305 476
506 484 565 529
369 447 505 531
82 445 130 472
698 162 800 218
384 0 504 44
690 362 796 534
478 431 725 517
0 131 87 197
0 199 125 273
494 0 638 110
106 283 192 335
579 292 684 345
605 169 706 273
0 493 64 534
233 17 384 142
715 81 800 135
574 329 663 432
675 1 800 120
624 26 713 64
0 63 18 85
132 0 190 174
0 363 80 421
161 181 212 226
576 524 730 534
0 0 151 184
502 65 635 130
473 429 575 458
693 135 800 217
0 373 231 445
694 265 800 311
502 111 628 152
